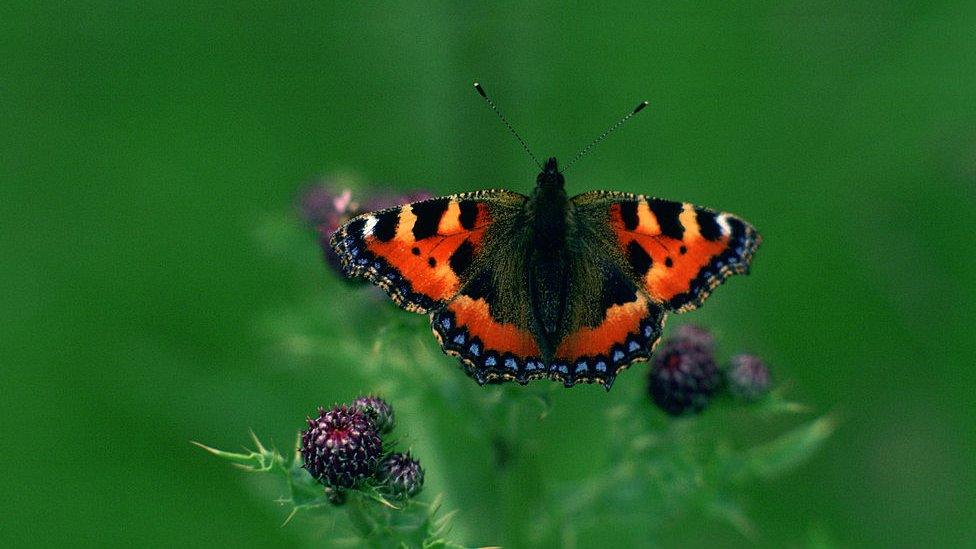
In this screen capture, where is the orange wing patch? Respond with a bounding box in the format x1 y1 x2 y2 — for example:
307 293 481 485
431 294 545 386
609 197 760 312
553 294 665 389
331 197 491 313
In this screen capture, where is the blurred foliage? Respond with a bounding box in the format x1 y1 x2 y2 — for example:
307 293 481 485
3 2 974 547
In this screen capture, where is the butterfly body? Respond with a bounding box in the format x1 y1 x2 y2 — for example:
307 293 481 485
331 157 760 390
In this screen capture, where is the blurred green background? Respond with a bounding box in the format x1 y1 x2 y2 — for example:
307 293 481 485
3 2 974 547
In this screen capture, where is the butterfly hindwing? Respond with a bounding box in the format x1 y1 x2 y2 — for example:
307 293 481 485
572 191 761 313
330 190 527 313
431 269 547 385
552 255 667 389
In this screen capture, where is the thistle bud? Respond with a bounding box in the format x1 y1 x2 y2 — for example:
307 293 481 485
378 452 425 498
300 405 383 488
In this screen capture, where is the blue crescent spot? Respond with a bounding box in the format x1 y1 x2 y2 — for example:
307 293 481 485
595 361 607 373
643 325 653 338
469 343 481 356
612 350 625 363
575 362 588 374
453 333 466 345
504 358 517 371
628 340 640 352
484 356 496 367
440 317 452 330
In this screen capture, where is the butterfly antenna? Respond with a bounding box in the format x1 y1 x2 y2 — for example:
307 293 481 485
564 100 649 171
473 82 542 170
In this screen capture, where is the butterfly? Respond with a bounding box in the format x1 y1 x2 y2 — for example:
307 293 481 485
329 85 761 390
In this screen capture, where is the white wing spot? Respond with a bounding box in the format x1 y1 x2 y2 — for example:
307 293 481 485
717 214 732 236
362 216 378 236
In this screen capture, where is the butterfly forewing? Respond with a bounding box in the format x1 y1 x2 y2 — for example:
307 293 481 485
330 190 526 313
571 190 761 313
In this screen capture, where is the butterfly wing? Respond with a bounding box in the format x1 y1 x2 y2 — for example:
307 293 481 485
431 267 548 386
571 191 761 313
331 189 545 384
330 190 527 313
549 240 667 389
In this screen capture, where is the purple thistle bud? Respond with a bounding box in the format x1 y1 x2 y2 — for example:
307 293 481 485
672 324 716 352
352 395 395 434
378 452 425 498
300 405 383 488
360 189 433 213
648 335 721 416
725 354 772 401
297 182 362 277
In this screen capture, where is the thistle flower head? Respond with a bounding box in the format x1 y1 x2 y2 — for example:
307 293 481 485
725 354 772 401
648 329 721 416
298 182 361 276
673 324 716 352
300 405 383 488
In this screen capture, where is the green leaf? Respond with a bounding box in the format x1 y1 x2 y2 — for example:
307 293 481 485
191 436 286 475
735 415 837 482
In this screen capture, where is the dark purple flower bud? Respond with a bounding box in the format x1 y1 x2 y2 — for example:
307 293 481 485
361 190 433 213
648 337 721 416
300 405 383 488
672 324 715 352
352 395 395 434
378 452 425 498
297 182 361 277
725 354 772 401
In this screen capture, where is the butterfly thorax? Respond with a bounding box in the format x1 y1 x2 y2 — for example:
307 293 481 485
527 157 571 354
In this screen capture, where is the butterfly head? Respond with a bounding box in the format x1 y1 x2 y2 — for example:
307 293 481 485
536 157 565 189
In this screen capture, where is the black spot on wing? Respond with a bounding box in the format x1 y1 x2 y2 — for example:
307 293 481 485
372 211 399 242
458 200 479 230
599 268 638 311
448 239 475 276
411 198 449 240
619 201 639 231
462 268 494 301
695 208 722 241
649 200 684 240
626 240 653 277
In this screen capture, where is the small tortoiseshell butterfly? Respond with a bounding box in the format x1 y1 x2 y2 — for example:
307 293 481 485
330 84 761 390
